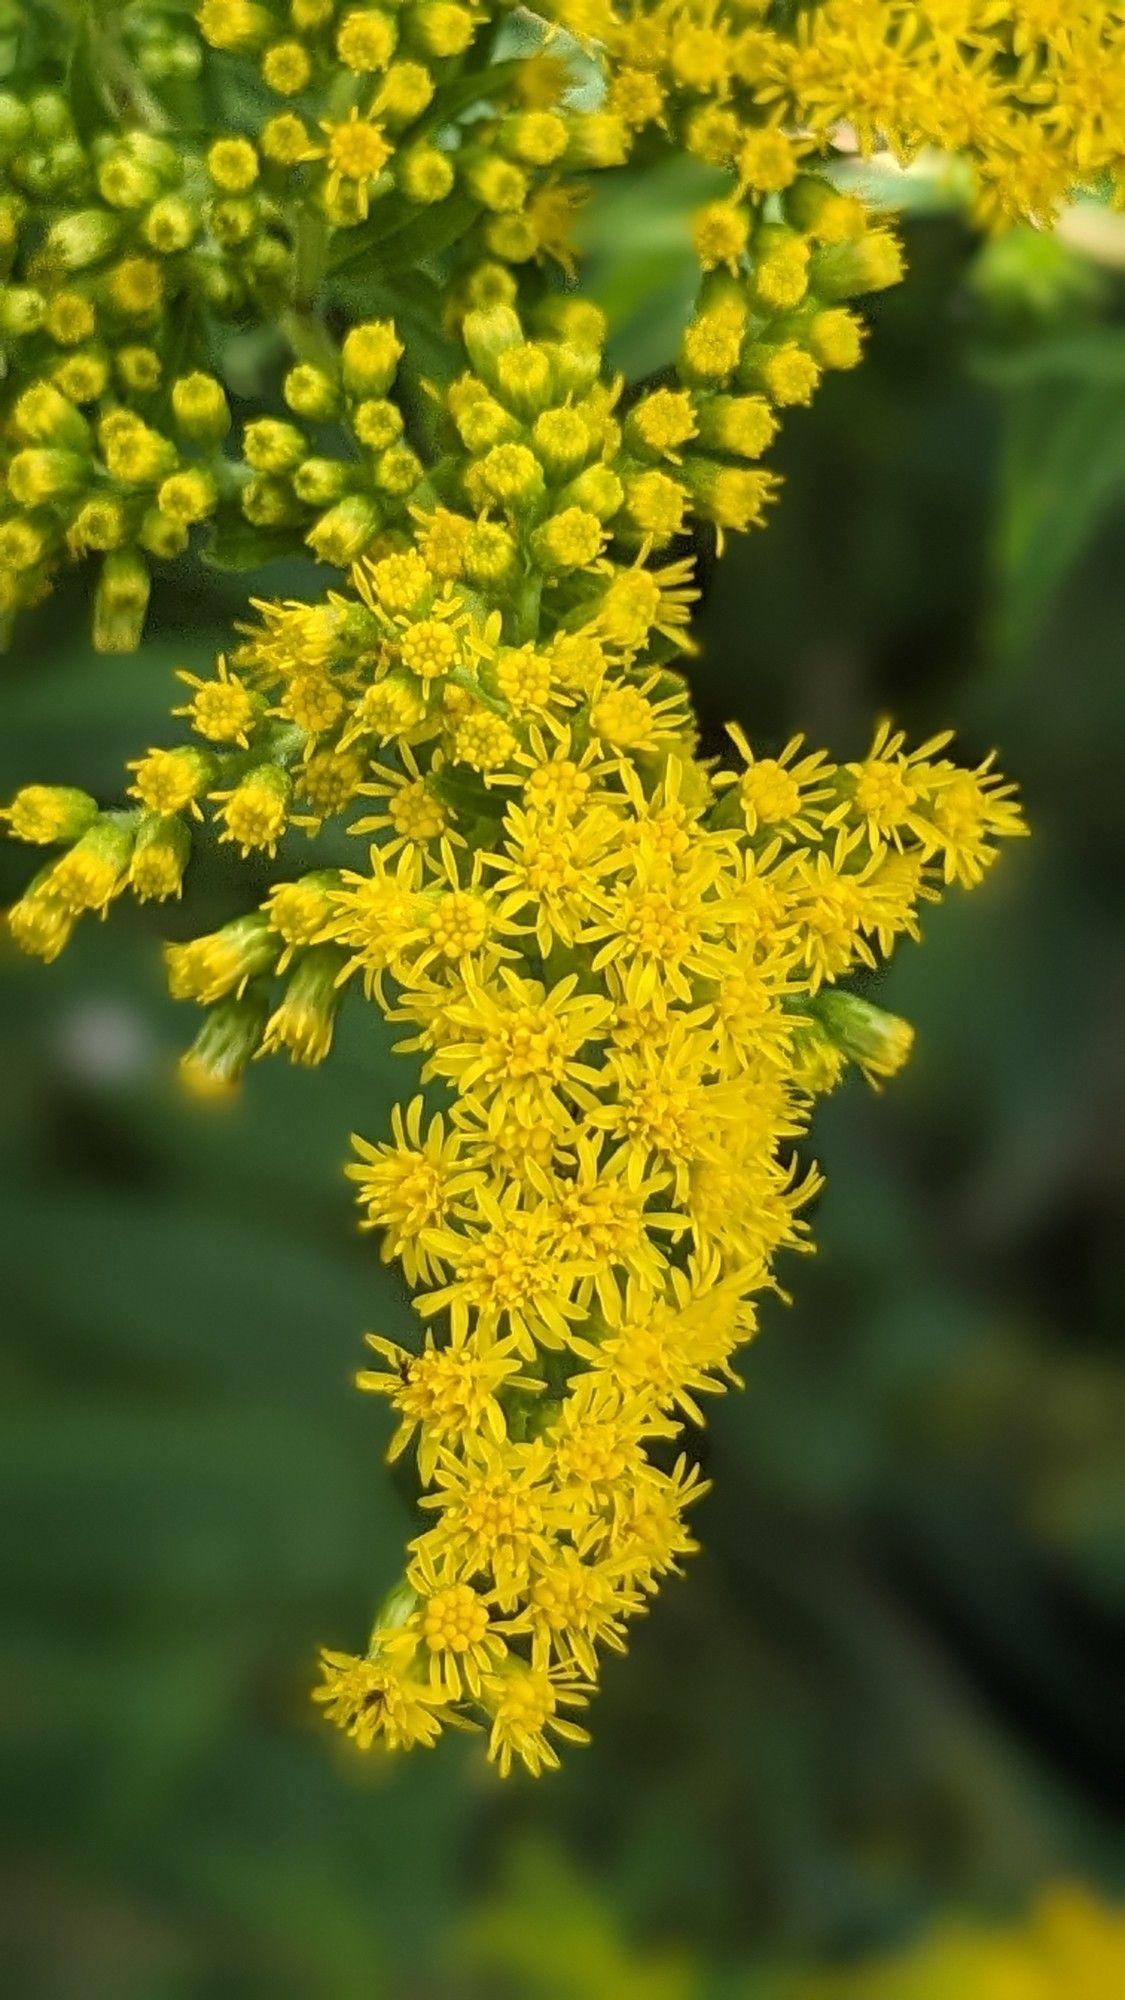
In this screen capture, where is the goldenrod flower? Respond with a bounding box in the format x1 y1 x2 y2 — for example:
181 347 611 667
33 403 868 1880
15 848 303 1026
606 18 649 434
0 5 1055 1774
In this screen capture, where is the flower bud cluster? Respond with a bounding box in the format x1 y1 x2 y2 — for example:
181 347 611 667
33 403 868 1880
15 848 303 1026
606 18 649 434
199 0 597 258
0 66 291 641
4 296 1026 1771
236 316 431 566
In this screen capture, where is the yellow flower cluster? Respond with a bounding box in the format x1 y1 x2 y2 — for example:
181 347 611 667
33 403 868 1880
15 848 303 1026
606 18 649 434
3 2 1075 1774
546 0 1125 231
808 1884 1125 2000
5 299 1025 1771
305 607 1021 1769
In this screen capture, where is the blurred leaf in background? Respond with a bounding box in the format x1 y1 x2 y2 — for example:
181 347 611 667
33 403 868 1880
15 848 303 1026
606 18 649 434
2 196 1124 1997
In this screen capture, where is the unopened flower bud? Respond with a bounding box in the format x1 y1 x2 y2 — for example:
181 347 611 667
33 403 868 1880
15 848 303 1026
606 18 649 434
461 305 523 385
180 991 269 1096
341 319 403 396
93 549 151 652
784 176 867 245
809 991 915 1084
7 446 87 506
171 373 231 443
812 229 905 300
142 194 199 254
292 458 354 507
12 382 90 450
307 494 383 566
46 208 121 270
284 363 339 419
408 1 475 58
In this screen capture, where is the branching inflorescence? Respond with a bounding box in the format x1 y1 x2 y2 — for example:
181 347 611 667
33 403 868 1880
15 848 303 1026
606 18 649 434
3 0 1116 1772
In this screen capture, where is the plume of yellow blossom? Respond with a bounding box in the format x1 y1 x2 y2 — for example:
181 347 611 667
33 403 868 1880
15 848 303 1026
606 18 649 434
0 0 1074 1773
5 297 1028 1771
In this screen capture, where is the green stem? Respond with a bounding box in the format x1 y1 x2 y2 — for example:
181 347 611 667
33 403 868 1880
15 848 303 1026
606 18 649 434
279 308 339 375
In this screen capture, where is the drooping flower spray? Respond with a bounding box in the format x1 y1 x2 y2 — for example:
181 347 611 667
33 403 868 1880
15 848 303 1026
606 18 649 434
5 0 1110 1769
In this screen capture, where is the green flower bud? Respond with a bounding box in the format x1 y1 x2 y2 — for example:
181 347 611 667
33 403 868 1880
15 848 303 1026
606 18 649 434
12 383 90 450
241 474 304 528
6 447 88 506
372 443 423 497
533 297 607 350
292 458 355 507
157 468 218 526
0 514 54 571
207 196 257 247
46 208 122 270
116 345 162 394
808 991 915 1085
29 91 73 143
46 140 87 193
352 399 403 452
408 0 476 58
138 509 191 560
97 149 164 209
189 259 245 315
0 286 44 337
196 0 274 53
306 494 383 566
396 143 455 205
180 991 269 1097
531 407 593 481
341 319 403 397
548 341 601 400
171 373 231 443
142 194 199 254
493 340 554 419
93 549 151 653
473 441 545 512
67 498 129 555
558 464 624 522
784 177 867 243
243 418 307 474
284 363 340 419
811 229 905 300
461 305 523 386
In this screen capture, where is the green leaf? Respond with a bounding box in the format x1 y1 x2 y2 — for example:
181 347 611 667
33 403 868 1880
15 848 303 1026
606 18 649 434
991 365 1125 657
327 192 481 280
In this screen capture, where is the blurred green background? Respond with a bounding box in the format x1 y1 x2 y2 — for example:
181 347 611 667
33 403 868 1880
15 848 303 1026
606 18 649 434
2 196 1124 1996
